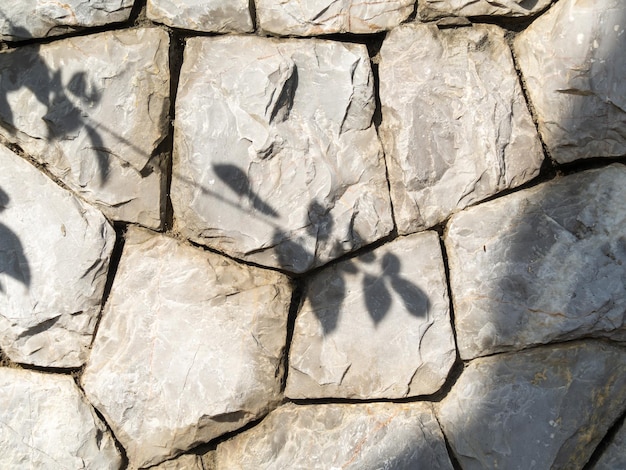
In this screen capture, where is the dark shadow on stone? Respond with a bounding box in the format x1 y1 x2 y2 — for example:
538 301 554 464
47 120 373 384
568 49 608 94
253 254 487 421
382 253 429 319
0 186 30 292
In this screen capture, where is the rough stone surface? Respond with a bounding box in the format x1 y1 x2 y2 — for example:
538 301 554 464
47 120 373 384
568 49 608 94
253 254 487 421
514 0 626 164
418 0 553 20
147 0 253 33
379 24 543 233
256 0 414 36
286 231 456 399
82 227 292 469
0 28 170 229
438 341 626 470
593 419 626 470
446 165 626 360
172 36 393 273
152 454 204 470
215 402 454 469
0 1 134 41
0 368 121 469
0 145 114 367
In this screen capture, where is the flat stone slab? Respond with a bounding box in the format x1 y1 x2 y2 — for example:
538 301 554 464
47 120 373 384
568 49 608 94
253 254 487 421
446 165 626 360
215 402 453 469
437 341 626 470
514 0 626 164
379 23 543 233
286 231 456 399
418 0 552 20
0 368 121 469
147 0 253 33
0 28 170 229
256 0 414 36
172 36 393 273
0 145 114 368
82 227 292 469
0 1 133 41
593 419 626 470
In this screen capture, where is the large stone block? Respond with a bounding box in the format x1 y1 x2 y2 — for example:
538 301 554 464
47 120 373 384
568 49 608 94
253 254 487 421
0 368 121 469
514 0 626 163
172 36 393 273
82 227 292 468
438 341 626 470
147 0 253 33
286 231 456 399
418 0 552 20
379 24 543 233
0 0 134 41
0 28 170 229
256 0 414 36
0 145 114 368
215 402 454 469
446 165 626 360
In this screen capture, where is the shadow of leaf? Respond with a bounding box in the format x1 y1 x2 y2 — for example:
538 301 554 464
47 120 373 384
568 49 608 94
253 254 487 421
0 186 30 292
363 274 392 325
382 253 429 318
213 163 279 217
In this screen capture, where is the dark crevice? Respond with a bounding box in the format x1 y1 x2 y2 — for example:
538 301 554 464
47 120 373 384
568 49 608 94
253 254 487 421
249 0 258 33
128 0 148 26
280 280 304 393
583 408 626 469
90 404 130 469
436 414 464 470
556 155 626 176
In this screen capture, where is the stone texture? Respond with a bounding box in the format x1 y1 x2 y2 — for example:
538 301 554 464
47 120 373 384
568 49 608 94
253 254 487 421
215 402 453 469
0 1 134 41
593 419 626 470
152 454 204 470
147 0 253 33
0 368 121 469
446 165 626 360
256 0 414 36
437 341 626 470
286 231 456 399
379 24 543 233
0 145 114 368
514 0 626 164
172 36 393 273
82 227 292 469
418 0 553 20
0 28 170 229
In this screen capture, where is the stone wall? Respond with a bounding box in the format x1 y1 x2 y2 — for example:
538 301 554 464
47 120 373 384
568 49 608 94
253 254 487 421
0 0 625 468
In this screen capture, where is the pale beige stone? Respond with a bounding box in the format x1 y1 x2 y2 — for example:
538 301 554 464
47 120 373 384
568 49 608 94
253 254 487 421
419 0 553 20
82 227 292 468
379 23 543 233
147 0 253 33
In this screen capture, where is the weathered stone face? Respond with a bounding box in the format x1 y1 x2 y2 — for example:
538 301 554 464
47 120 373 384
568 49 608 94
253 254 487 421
438 341 626 470
151 454 204 470
514 0 626 164
147 0 253 33
379 23 543 233
286 231 456 399
446 165 626 360
0 145 114 368
172 35 393 273
0 28 170 229
215 402 454 469
0 1 134 41
81 227 292 468
593 420 626 470
0 368 121 469
256 0 414 36
418 0 553 20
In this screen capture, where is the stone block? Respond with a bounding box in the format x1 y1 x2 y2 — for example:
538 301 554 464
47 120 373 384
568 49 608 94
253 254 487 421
446 165 626 360
82 227 292 468
286 231 456 399
0 28 170 229
0 145 114 368
418 0 552 20
379 23 543 233
172 35 393 273
147 0 253 33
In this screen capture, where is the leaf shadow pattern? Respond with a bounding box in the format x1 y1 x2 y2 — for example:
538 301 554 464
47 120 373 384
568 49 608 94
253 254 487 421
213 164 430 334
0 17 109 184
0 186 30 292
